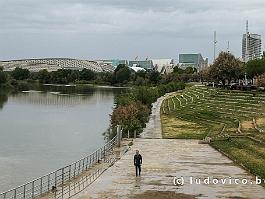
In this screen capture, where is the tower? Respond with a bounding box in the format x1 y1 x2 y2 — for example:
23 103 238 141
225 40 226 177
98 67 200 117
245 20 249 62
242 21 262 62
213 31 217 62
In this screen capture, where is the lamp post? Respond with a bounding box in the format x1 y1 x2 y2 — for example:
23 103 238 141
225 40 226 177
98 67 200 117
244 72 247 85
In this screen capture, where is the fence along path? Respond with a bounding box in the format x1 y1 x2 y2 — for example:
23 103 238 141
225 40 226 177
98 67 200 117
0 133 120 199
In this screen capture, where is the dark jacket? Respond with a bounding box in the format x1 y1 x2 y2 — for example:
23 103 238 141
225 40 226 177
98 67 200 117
134 154 142 166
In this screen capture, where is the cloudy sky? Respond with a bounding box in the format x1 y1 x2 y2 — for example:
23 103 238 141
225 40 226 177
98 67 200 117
0 0 264 63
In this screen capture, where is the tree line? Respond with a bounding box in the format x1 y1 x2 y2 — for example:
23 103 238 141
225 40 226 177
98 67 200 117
2 51 264 89
0 63 199 89
199 51 265 86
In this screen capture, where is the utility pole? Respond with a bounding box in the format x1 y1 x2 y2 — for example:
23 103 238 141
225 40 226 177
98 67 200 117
213 31 217 62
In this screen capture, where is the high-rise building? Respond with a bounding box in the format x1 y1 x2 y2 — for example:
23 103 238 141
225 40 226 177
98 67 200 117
242 33 262 62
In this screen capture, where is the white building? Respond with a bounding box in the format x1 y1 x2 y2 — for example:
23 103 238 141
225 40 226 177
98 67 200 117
0 58 114 72
151 59 174 74
242 33 262 62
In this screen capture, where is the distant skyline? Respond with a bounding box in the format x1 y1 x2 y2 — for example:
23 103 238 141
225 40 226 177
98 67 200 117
0 0 264 63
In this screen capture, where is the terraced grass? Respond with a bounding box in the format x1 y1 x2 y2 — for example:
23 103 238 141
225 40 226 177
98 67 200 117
161 85 265 180
161 115 208 139
211 138 265 180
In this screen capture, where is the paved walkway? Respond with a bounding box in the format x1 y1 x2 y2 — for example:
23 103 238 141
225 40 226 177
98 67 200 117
140 94 168 139
73 139 265 199
72 93 265 199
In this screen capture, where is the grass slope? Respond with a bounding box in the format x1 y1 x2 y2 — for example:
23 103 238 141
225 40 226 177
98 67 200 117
161 85 265 180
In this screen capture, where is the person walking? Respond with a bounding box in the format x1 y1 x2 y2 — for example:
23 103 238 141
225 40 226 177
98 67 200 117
134 150 142 177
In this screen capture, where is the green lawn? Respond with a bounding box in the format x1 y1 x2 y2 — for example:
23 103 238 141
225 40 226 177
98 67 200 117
161 86 265 181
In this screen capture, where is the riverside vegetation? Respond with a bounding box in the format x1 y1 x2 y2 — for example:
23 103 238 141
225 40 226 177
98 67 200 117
107 82 185 139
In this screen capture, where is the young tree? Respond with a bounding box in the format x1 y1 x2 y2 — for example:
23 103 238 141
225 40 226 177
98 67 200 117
209 52 243 85
111 102 149 134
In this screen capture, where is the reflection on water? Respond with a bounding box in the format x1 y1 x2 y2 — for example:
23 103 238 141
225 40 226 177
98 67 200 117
10 91 107 107
0 85 124 192
0 90 8 109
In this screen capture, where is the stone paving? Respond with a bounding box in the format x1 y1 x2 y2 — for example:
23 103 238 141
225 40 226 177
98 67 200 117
73 139 265 199
140 95 165 139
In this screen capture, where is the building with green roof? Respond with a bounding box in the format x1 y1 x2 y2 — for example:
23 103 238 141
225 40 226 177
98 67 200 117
179 54 208 71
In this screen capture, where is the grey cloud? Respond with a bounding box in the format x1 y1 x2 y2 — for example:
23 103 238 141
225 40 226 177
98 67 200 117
0 0 264 61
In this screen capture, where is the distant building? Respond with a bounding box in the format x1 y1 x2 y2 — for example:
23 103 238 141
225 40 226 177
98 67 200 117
96 59 128 69
130 66 146 72
179 54 208 71
128 60 154 70
242 33 262 62
0 58 113 72
152 59 174 74
111 59 128 67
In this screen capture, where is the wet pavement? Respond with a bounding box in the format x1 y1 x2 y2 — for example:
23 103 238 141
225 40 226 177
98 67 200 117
73 139 265 199
140 93 175 139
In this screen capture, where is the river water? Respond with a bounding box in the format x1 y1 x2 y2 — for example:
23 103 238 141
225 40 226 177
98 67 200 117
0 85 123 192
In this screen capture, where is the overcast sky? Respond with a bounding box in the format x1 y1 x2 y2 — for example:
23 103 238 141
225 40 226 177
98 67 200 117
0 0 264 63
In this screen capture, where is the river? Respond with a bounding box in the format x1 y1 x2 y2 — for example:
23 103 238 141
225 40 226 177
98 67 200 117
0 85 123 192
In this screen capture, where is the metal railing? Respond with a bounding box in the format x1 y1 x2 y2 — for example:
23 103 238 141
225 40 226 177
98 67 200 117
55 156 117 199
0 134 118 199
